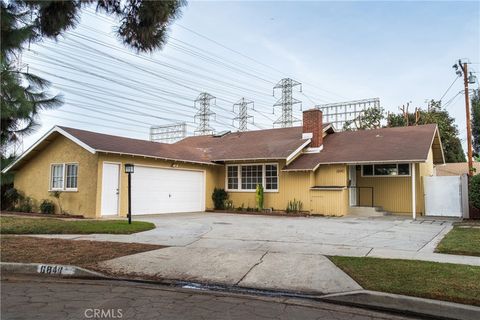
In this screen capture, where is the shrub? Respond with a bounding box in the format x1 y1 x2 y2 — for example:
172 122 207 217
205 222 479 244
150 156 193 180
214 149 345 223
212 188 228 210
224 199 234 210
286 198 303 213
256 184 264 210
40 200 56 214
470 174 480 209
16 197 33 213
3 187 24 210
50 191 63 214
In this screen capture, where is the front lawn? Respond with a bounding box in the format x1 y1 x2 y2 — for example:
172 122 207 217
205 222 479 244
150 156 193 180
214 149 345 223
435 222 480 257
0 216 155 234
0 236 163 269
329 256 480 306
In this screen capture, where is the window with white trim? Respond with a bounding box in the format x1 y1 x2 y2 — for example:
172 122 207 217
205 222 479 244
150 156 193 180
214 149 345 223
50 163 78 190
227 165 238 190
265 164 278 190
65 164 78 189
51 164 64 189
362 163 410 177
241 165 263 190
226 163 278 191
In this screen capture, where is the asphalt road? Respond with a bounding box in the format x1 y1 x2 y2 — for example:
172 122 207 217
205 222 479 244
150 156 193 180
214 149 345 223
1 274 423 320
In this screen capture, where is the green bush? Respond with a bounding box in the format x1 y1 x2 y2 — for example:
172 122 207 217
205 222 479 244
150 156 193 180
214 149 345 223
256 184 264 210
470 174 480 209
16 197 33 213
286 198 303 213
212 188 228 210
3 187 24 210
40 200 56 214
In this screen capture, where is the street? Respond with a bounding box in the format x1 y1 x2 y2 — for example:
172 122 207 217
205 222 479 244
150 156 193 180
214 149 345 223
1 274 423 320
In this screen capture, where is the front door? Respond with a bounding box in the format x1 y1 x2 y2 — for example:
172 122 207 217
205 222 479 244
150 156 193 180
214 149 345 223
349 165 357 206
101 163 120 216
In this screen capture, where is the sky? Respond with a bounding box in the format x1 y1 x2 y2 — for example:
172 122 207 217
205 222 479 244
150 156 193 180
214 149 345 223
19 0 480 152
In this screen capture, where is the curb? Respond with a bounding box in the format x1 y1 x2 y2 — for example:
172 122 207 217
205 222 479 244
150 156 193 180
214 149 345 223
1 262 109 279
319 290 480 320
3 262 479 320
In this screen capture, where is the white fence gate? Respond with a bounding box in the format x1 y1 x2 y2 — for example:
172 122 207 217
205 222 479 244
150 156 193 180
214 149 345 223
424 175 469 218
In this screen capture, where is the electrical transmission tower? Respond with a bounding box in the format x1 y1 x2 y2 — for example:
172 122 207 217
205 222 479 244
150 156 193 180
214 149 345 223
194 92 216 135
233 98 254 132
273 78 302 128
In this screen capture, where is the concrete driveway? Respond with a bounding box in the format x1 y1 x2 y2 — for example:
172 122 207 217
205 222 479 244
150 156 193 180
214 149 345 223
94 212 453 254
37 213 479 294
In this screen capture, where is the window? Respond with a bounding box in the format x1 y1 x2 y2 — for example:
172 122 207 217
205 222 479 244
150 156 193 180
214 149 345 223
51 164 64 189
362 163 410 177
265 164 278 190
227 165 239 190
66 164 78 189
226 163 278 191
50 163 78 190
241 165 263 190
374 164 397 176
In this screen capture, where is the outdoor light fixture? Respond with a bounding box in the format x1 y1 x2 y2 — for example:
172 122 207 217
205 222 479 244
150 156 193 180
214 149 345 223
125 163 135 174
125 163 134 224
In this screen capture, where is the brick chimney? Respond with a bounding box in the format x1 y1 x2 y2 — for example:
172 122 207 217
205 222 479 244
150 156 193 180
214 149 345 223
302 108 323 148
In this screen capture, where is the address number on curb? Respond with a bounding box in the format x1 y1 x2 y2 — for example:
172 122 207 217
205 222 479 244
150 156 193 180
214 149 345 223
37 265 75 275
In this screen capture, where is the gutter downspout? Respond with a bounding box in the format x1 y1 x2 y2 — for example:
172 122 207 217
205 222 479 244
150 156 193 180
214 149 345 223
412 163 416 220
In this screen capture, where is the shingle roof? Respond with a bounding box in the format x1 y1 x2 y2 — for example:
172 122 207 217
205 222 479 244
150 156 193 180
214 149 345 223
59 126 212 164
284 124 442 171
174 126 314 161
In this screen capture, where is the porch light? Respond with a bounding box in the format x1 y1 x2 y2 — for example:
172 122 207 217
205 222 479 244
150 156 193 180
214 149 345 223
125 163 134 173
125 163 134 224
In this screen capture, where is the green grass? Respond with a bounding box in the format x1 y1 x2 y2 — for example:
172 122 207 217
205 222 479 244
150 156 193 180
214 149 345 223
435 224 480 257
329 256 480 306
0 216 155 234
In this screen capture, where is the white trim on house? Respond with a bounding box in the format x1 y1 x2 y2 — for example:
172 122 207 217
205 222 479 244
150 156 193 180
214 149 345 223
48 162 79 192
95 150 218 166
225 162 279 193
286 139 311 164
360 163 412 177
2 126 95 174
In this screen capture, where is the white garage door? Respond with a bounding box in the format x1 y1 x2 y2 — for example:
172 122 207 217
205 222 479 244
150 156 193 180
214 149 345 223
131 166 205 215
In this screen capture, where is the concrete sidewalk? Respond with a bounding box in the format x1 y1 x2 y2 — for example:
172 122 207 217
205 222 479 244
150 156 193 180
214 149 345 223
99 247 362 294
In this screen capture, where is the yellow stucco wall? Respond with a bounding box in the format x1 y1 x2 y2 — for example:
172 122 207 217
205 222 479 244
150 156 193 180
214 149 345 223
95 154 222 218
13 136 98 217
220 161 348 215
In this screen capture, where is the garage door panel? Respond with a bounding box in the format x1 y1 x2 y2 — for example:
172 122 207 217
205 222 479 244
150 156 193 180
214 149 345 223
131 166 204 215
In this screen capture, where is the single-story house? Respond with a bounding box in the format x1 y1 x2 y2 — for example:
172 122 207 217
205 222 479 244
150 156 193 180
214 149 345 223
2 109 445 219
435 162 480 176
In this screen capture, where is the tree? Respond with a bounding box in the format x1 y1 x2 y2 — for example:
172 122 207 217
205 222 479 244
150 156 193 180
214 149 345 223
387 100 466 163
472 89 480 158
1 0 186 148
343 106 385 131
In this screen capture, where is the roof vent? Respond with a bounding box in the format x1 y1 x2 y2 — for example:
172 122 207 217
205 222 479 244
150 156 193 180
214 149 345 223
213 130 231 138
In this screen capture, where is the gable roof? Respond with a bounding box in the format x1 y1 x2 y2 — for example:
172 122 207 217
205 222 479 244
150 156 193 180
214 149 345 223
284 124 444 171
174 126 321 161
3 123 444 174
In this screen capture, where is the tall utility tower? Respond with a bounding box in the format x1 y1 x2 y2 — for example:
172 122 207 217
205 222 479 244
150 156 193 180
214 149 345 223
233 98 254 132
273 78 302 128
194 92 216 136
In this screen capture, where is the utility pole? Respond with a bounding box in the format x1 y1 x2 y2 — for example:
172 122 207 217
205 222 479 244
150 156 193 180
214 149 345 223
194 92 216 136
233 98 254 132
454 60 474 176
273 78 302 128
